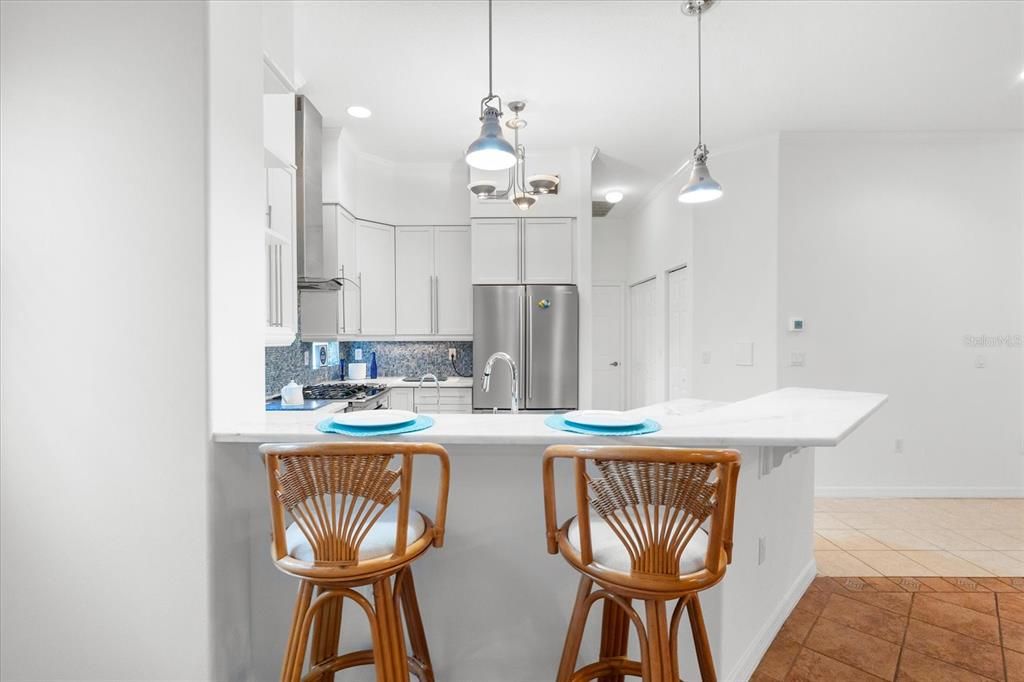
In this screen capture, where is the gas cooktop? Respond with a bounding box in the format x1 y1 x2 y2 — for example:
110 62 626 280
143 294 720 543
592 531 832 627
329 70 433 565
303 382 388 401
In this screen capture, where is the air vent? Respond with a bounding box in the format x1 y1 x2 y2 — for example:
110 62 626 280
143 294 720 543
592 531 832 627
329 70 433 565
592 200 615 217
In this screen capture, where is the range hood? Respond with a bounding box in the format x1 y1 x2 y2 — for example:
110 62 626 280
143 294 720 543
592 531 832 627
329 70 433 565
295 95 340 290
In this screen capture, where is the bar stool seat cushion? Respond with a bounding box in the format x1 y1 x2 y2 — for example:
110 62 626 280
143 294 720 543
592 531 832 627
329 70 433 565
285 499 427 563
568 508 708 574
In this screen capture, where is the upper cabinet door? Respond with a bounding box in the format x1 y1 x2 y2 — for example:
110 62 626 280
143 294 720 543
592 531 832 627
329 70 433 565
337 208 360 335
355 221 395 335
471 218 521 284
434 225 473 336
523 217 574 284
395 226 435 335
263 93 295 168
266 168 294 239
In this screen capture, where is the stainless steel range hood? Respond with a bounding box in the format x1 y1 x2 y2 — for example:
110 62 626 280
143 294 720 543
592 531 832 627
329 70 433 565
295 95 339 290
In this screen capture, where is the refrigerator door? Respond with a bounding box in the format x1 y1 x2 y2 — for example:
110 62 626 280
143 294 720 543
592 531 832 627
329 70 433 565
525 284 579 410
472 286 526 411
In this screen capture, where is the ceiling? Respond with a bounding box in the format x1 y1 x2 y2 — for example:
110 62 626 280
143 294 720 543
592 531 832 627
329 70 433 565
294 1 1024 214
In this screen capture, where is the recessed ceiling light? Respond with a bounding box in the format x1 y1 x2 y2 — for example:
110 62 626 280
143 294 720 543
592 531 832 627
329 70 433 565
346 105 372 119
604 190 624 204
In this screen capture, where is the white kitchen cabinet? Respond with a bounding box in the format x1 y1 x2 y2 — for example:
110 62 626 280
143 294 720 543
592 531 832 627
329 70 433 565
471 218 520 284
265 167 298 346
413 386 472 414
388 387 415 412
355 220 395 335
523 217 574 283
434 226 473 335
298 205 361 341
395 226 435 335
471 217 574 284
263 93 295 168
396 225 472 337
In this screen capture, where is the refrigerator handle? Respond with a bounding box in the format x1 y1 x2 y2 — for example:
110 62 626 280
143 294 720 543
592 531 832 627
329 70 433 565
527 293 534 400
518 292 525 408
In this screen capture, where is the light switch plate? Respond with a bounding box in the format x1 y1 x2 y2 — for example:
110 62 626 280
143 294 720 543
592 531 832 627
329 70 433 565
734 341 754 366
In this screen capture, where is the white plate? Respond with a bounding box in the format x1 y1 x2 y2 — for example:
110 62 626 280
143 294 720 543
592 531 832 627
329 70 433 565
332 409 417 428
563 410 645 429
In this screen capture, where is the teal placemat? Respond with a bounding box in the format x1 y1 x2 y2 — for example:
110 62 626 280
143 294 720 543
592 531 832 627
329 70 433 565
545 414 661 436
316 414 435 437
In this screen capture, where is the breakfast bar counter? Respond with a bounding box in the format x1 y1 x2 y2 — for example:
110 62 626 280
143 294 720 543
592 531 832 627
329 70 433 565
210 388 886 681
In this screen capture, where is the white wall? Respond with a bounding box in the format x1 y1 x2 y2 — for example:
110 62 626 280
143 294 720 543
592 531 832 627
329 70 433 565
778 132 1024 496
691 136 781 401
322 128 469 225
592 216 628 283
208 2 266 431
0 2 211 679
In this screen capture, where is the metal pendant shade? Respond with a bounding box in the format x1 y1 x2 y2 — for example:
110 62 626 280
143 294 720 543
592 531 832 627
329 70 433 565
678 155 723 204
466 106 517 171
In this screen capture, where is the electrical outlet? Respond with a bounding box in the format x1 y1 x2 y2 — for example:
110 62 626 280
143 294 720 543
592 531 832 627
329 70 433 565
701 350 712 365
975 355 986 369
894 438 904 454
448 347 457 362
790 352 806 367
310 343 329 369
757 537 767 565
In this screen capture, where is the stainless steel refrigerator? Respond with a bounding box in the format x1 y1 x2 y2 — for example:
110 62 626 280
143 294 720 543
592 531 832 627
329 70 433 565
472 284 579 412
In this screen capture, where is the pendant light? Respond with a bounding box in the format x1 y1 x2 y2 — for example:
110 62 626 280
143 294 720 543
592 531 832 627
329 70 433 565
678 0 723 204
465 0 517 171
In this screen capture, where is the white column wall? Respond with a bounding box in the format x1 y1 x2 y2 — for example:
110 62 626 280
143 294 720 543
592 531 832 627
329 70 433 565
1 1 211 678
778 132 1024 496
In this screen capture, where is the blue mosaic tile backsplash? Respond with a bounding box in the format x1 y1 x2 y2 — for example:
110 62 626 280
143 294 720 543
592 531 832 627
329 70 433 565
343 341 473 379
265 340 473 396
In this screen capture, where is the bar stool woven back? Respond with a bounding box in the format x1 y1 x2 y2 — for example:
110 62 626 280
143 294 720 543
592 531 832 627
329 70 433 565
543 445 740 681
261 442 450 682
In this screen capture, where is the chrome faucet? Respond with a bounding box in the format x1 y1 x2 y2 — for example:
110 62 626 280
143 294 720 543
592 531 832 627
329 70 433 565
481 352 519 414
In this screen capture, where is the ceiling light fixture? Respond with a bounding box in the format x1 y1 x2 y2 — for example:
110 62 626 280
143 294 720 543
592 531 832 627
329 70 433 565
604 190 624 204
465 0 517 171
346 105 372 119
467 100 560 209
678 0 723 204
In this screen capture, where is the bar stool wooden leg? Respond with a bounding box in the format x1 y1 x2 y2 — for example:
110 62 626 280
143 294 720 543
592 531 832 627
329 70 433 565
311 588 343 682
373 575 410 682
686 594 716 682
643 599 674 682
281 580 314 682
557 576 594 682
397 567 435 682
597 598 632 682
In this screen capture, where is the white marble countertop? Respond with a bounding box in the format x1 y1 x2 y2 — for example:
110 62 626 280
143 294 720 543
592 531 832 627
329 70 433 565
346 376 474 389
217 387 887 448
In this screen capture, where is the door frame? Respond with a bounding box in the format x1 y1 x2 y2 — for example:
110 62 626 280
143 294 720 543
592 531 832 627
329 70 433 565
664 263 691 400
592 281 627 410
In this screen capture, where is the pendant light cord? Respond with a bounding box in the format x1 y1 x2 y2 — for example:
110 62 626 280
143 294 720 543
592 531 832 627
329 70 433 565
697 7 702 149
488 0 494 98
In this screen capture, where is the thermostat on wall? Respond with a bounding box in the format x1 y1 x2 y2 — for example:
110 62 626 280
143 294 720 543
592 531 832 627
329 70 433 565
788 318 805 332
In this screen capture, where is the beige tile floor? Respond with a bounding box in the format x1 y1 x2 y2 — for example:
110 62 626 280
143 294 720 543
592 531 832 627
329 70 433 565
814 497 1024 577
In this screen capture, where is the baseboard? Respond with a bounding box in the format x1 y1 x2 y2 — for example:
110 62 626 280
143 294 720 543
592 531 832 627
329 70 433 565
815 486 1024 498
725 559 817 682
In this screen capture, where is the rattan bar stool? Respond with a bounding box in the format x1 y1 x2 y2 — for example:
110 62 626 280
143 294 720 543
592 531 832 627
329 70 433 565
260 442 450 682
542 445 740 682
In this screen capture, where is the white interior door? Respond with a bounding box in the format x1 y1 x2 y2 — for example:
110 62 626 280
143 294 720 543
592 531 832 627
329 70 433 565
666 266 691 399
592 284 624 409
629 278 657 408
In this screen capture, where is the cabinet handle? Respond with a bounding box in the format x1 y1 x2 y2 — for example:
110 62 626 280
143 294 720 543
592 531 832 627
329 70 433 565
267 204 272 231
266 244 272 325
339 264 346 334
357 272 363 334
275 244 283 326
432 275 439 334
518 220 524 282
